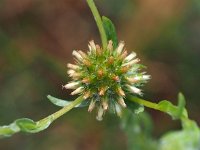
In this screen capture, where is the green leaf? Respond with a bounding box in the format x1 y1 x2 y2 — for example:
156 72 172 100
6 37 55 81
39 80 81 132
121 110 158 150
0 117 53 138
127 92 188 120
102 16 118 48
176 93 186 118
125 98 145 114
157 93 188 119
47 95 89 108
159 118 200 150
126 93 200 149
0 96 84 138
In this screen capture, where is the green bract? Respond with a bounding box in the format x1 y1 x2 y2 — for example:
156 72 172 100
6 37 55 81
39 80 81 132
64 40 150 120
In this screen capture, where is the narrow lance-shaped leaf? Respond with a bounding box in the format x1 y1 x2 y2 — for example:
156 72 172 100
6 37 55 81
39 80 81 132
47 95 89 108
102 16 118 48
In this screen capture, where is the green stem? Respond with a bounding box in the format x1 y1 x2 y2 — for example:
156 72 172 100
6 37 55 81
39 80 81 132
127 94 188 120
127 95 160 111
87 0 108 49
38 96 84 123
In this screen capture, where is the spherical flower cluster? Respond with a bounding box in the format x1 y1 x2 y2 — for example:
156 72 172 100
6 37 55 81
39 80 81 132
64 40 150 120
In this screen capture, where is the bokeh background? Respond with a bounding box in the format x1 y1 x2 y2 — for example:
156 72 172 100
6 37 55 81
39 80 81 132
0 0 200 149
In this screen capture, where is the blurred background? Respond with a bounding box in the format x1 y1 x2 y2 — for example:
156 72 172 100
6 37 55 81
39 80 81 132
0 0 200 149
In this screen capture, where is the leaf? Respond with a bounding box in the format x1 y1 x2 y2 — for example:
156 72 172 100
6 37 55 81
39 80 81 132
134 105 144 114
125 98 145 115
157 93 188 119
0 117 53 138
47 95 89 108
121 110 158 150
126 93 200 149
132 93 200 150
102 16 118 48
176 93 187 118
159 118 200 150
0 96 84 138
127 92 188 120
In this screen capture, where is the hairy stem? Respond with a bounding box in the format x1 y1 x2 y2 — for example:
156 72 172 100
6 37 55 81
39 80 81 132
87 0 107 49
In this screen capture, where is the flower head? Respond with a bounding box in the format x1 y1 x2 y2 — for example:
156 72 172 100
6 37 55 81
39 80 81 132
64 40 150 120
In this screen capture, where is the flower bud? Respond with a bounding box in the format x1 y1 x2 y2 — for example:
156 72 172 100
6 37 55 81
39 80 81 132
126 85 142 95
96 106 104 121
102 100 108 111
122 58 140 66
107 40 113 51
89 40 96 53
116 41 125 55
118 98 126 108
78 50 87 59
124 52 136 62
67 63 80 70
88 100 96 112
119 50 128 60
115 103 122 117
117 87 125 96
96 45 102 56
72 50 83 61
63 82 80 89
71 87 84 95
83 91 91 99
66 40 150 120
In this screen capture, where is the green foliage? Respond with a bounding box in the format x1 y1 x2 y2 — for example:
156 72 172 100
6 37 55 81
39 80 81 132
0 1 200 150
0 117 52 138
127 93 188 120
122 108 200 150
124 93 200 150
0 96 84 138
156 93 187 120
102 16 118 48
47 95 88 108
158 94 200 150
159 118 200 150
121 110 158 150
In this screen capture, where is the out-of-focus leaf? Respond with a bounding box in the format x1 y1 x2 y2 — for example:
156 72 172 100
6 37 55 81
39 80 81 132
176 93 186 118
159 118 200 150
125 98 145 115
0 117 53 138
121 110 158 150
102 16 118 48
134 105 144 114
126 93 200 150
47 95 89 108
158 93 200 150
